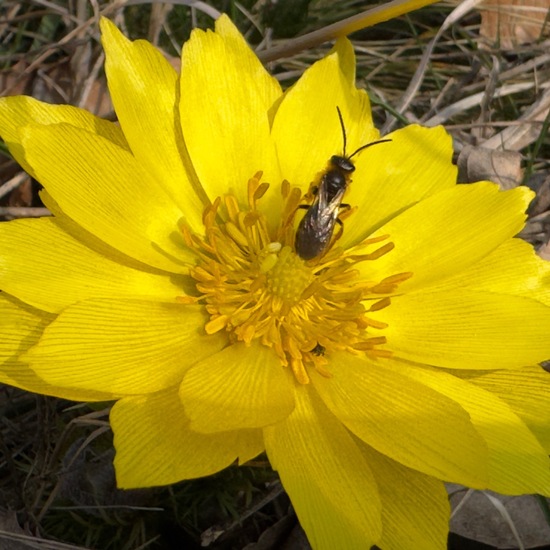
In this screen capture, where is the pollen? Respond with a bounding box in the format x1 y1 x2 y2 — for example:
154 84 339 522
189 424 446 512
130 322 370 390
181 173 411 384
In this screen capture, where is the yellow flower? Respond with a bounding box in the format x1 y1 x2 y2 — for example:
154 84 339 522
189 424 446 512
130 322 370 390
1 15 550 550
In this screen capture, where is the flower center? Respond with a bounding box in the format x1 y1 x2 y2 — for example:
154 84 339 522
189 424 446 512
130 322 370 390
265 245 313 304
181 173 411 384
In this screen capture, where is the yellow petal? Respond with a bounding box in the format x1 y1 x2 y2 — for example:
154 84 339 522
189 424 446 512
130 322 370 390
272 50 377 193
432 237 550 306
21 123 194 272
359 443 450 550
0 218 191 313
0 95 127 176
179 15 281 206
376 288 550 369
386 361 550 494
0 295 117 401
332 38 357 85
112 388 263 487
471 367 550 454
264 384 382 549
180 341 294 432
24 300 226 394
311 353 489 486
359 183 532 292
100 18 204 232
343 125 457 247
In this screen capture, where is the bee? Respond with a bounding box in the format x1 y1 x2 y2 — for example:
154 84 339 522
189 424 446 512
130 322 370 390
310 342 326 356
294 107 391 260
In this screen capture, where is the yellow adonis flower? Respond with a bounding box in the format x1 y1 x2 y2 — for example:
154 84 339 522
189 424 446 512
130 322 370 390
1 15 550 550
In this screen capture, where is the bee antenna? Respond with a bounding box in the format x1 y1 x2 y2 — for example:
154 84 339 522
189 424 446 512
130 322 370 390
348 139 392 160
336 106 347 158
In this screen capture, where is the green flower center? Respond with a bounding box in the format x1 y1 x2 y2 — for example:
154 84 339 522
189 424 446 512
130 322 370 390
182 173 411 384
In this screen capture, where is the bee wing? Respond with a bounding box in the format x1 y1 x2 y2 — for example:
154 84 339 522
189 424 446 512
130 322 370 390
295 186 346 260
316 184 345 224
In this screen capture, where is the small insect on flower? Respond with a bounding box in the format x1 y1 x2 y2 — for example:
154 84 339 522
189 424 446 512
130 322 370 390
310 342 326 356
294 107 391 260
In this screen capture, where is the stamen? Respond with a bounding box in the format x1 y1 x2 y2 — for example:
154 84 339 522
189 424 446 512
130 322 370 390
353 337 387 350
225 222 249 248
367 297 391 311
254 181 270 201
291 358 310 385
363 317 389 329
182 180 411 384
370 272 413 294
349 241 395 262
205 315 229 334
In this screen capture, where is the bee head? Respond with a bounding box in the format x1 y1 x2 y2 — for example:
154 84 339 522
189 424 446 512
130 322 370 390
330 155 355 174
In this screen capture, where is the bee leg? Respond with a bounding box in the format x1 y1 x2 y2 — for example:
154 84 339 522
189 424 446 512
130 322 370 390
303 184 319 202
333 204 352 242
339 203 356 221
333 218 345 242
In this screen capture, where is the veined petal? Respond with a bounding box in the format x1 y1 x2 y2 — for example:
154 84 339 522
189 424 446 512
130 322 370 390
0 95 127 176
0 295 117 401
264 384 382 549
23 300 226 394
0 218 190 313
310 353 489 486
359 442 450 550
385 361 550 494
180 342 294 432
100 18 204 233
21 123 194 272
0 293 52 368
358 183 532 292
470 367 550 454
179 15 281 207
376 289 550 369
343 125 457 247
112 388 264 488
431 238 550 306
272 50 377 193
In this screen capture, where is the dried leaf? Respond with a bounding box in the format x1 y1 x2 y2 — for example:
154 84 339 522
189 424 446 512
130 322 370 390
479 0 550 48
457 145 523 189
